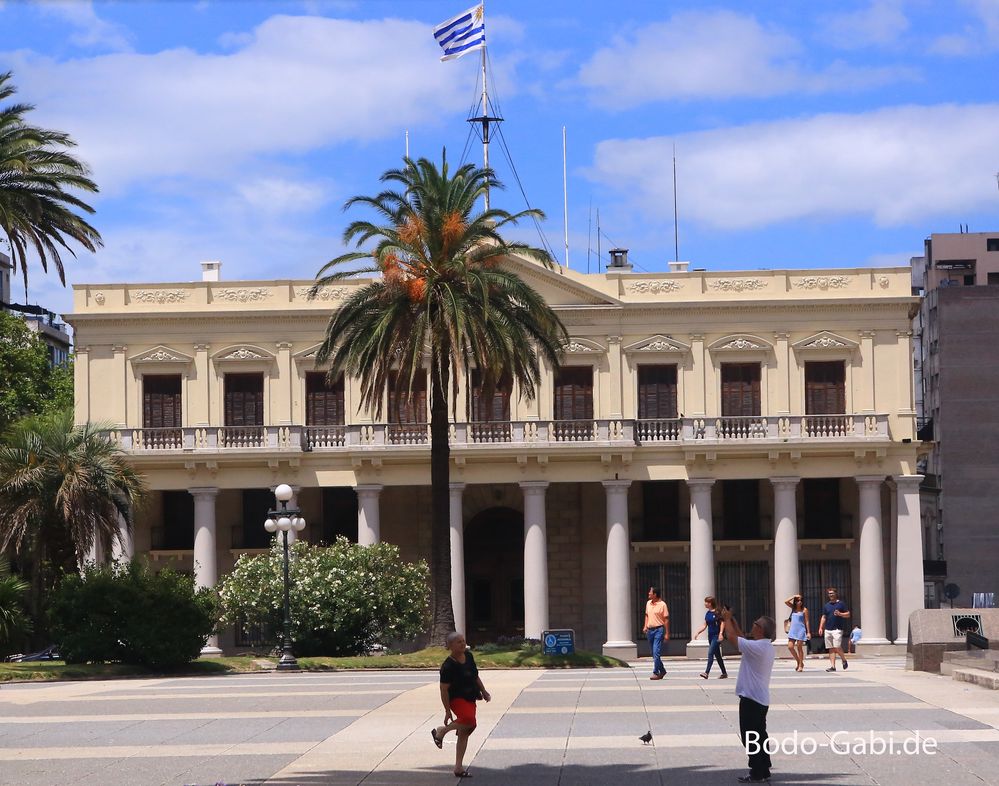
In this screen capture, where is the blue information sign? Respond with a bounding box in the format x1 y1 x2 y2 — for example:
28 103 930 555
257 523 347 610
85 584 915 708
542 629 575 656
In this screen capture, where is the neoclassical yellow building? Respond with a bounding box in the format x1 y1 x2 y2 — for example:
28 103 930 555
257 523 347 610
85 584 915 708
67 257 924 658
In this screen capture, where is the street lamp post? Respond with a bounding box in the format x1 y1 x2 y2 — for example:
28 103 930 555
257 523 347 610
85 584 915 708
263 483 306 671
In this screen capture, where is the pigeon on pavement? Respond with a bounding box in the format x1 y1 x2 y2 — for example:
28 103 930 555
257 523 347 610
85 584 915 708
639 730 653 745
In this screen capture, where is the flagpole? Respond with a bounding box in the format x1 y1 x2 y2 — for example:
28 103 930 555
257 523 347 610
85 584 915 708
481 44 490 212
562 125 569 270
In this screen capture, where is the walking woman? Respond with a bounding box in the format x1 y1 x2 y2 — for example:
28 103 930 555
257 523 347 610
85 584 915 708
693 596 728 679
784 594 811 672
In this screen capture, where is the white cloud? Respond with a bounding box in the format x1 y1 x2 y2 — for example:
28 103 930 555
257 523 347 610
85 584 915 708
588 103 999 230
235 177 329 214
33 0 131 52
930 0 999 54
577 10 913 108
4 14 473 193
819 0 909 49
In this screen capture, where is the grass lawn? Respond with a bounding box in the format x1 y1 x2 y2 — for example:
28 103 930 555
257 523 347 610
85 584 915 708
0 643 625 682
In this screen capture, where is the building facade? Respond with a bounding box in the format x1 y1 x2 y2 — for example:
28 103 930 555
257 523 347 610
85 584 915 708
1 252 72 365
67 258 923 658
912 232 999 608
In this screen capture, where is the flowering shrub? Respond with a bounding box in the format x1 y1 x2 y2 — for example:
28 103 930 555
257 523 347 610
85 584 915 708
49 561 218 667
218 537 429 656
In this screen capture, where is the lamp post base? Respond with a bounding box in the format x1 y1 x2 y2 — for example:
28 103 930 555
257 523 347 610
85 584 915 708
276 652 300 671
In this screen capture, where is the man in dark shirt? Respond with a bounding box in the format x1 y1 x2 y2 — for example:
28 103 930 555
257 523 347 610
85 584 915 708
818 587 851 672
432 631 491 778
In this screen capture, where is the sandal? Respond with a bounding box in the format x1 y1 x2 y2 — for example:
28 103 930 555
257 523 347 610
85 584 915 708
699 672 708 679
431 728 443 749
454 771 473 778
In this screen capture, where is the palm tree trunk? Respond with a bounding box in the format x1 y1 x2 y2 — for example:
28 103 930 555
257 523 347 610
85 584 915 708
429 351 456 644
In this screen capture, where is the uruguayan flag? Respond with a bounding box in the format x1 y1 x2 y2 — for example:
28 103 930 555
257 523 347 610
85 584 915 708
433 4 485 62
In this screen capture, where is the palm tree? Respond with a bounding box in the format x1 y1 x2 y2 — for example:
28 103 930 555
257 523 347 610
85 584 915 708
0 558 32 654
0 71 102 289
312 153 568 643
0 410 146 627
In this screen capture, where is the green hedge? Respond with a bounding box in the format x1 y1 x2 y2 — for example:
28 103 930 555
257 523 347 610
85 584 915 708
49 562 217 668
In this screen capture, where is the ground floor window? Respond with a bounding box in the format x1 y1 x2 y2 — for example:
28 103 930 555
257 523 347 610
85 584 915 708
799 559 851 625
716 561 772 630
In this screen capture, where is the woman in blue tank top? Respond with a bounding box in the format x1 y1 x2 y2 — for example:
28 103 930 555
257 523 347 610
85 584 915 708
784 594 811 672
693 595 728 679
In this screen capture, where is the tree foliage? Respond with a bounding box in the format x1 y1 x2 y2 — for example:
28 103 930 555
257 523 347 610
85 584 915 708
0 312 72 431
48 561 218 668
0 558 32 656
0 71 102 288
312 153 567 642
219 537 430 656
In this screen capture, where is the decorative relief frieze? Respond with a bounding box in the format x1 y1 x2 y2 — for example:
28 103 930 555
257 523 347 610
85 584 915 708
132 289 190 304
801 336 847 349
564 341 597 353
637 339 684 352
93 292 106 305
718 337 763 350
877 275 891 288
214 287 271 303
296 285 348 301
136 349 183 362
792 275 850 290
628 280 681 295
221 348 264 360
708 278 766 292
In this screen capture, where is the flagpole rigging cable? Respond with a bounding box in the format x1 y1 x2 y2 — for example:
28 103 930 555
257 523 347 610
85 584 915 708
562 125 570 271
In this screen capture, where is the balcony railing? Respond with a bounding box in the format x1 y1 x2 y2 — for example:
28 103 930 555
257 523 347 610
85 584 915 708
110 413 890 453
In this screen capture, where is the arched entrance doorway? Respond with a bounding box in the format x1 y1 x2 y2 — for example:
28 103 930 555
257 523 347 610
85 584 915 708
464 506 524 645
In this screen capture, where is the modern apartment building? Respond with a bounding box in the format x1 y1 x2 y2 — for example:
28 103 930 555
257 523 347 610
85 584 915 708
0 252 72 366
66 257 923 657
912 232 999 609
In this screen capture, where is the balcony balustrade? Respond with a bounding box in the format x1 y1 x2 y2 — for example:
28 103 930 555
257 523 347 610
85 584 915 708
109 413 890 453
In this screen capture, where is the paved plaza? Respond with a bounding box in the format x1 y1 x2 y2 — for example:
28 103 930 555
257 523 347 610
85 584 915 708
2 656 999 785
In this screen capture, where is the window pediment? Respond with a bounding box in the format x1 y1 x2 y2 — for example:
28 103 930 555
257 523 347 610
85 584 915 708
563 337 606 354
129 345 194 366
708 334 773 353
624 335 691 355
792 331 859 352
212 345 275 363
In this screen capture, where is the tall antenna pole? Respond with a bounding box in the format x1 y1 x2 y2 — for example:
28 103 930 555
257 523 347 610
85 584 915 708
672 143 679 262
562 125 569 270
587 197 592 274
596 207 601 272
405 129 409 159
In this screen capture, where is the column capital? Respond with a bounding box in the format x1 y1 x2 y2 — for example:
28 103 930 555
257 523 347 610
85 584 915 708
773 331 790 341
601 479 632 490
689 333 705 342
189 487 219 499
356 484 383 497
855 475 885 487
112 344 127 354
893 474 924 491
859 329 876 339
686 478 715 490
449 482 466 493
519 481 549 494
770 476 800 490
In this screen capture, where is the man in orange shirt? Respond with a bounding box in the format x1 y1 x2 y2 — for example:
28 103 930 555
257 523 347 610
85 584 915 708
642 586 670 680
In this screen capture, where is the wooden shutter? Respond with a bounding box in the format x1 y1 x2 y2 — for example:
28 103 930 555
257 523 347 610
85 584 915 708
470 369 512 422
554 367 593 420
142 375 182 428
721 364 761 417
637 365 678 419
224 373 264 426
805 362 846 415
306 372 345 425
388 371 428 424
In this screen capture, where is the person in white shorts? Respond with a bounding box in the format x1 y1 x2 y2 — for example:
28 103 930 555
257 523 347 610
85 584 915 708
818 587 851 672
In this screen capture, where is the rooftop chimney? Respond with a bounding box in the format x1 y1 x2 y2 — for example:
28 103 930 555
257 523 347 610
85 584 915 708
201 260 222 282
668 261 689 273
608 248 632 272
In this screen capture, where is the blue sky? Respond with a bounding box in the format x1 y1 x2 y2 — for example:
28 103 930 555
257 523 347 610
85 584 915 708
4 0 999 316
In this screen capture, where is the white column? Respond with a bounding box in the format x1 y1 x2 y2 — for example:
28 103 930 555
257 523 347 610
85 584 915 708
602 480 635 659
191 487 222 656
894 475 925 645
449 483 466 636
687 479 715 655
857 476 889 645
110 510 134 563
356 484 382 546
82 536 104 570
520 481 549 640
772 477 800 646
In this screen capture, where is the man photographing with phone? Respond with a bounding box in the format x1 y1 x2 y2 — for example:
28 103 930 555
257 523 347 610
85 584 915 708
719 605 777 783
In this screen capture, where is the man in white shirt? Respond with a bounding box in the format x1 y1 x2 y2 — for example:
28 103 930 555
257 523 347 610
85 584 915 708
720 607 777 784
